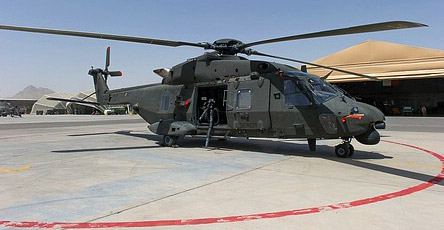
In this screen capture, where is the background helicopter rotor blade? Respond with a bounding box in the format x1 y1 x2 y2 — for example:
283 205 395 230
250 50 378 80
0 25 206 48
241 21 427 48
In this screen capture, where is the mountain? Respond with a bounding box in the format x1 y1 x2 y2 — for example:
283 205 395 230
11 85 55 99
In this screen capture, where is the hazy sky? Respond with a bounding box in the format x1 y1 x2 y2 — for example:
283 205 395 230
1 0 443 97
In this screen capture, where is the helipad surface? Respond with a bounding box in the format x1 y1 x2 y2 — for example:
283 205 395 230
0 115 443 229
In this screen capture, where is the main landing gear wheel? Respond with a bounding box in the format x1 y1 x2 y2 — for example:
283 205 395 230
163 135 177 147
335 142 354 158
348 144 355 157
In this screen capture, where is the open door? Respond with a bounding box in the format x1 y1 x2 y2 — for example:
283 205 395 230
195 85 228 126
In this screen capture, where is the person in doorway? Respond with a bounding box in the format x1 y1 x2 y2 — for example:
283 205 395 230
421 106 427 116
14 106 21 117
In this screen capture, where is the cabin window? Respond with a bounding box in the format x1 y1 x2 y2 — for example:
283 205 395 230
161 94 170 111
284 80 311 107
236 89 251 110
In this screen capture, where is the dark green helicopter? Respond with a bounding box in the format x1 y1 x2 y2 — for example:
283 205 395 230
0 21 427 157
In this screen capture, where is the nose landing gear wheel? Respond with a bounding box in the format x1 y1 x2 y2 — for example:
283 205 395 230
335 143 354 158
163 135 177 147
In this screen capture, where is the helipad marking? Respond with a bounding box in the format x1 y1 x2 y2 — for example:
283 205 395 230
0 133 43 140
0 166 31 174
0 140 442 229
0 135 34 140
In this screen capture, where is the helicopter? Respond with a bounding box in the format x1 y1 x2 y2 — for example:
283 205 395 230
0 102 22 117
0 21 427 157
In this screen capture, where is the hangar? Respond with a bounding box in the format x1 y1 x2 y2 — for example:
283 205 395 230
307 41 444 115
65 91 102 115
0 98 37 114
31 91 103 115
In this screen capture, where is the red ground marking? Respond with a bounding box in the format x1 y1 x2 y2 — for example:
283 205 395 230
1 140 443 229
0 135 37 140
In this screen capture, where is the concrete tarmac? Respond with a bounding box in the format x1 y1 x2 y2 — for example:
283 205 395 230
0 115 443 229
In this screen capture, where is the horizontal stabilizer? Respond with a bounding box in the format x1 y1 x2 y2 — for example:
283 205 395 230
47 97 101 105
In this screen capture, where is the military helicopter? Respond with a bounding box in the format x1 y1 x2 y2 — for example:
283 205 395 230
0 102 22 117
0 21 427 157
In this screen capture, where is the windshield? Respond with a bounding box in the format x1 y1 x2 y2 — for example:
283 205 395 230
283 71 341 104
284 79 312 106
306 77 339 103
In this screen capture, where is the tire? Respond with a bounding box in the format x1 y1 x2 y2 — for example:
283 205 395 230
348 144 355 157
163 135 176 147
335 144 351 158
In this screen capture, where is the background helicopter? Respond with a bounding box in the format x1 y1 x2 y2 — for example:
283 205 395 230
0 21 427 157
0 102 22 117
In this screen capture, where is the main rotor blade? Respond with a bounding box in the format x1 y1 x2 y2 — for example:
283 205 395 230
80 91 97 102
153 68 170 78
0 25 206 48
250 51 378 80
47 97 100 105
241 21 427 48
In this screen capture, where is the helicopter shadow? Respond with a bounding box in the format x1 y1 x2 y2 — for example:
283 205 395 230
53 131 163 153
52 145 161 153
115 130 443 186
115 130 386 159
53 130 442 186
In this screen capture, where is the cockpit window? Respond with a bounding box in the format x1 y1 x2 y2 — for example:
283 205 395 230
282 71 340 104
284 80 312 107
306 77 339 103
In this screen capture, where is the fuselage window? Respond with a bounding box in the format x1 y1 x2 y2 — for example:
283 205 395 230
236 89 252 110
284 80 311 107
161 94 169 111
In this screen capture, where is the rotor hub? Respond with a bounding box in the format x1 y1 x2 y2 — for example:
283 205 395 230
210 39 245 55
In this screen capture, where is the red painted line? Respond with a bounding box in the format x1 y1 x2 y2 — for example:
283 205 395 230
1 140 443 229
0 135 36 140
341 114 364 123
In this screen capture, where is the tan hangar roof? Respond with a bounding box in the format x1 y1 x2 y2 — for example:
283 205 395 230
306 41 444 83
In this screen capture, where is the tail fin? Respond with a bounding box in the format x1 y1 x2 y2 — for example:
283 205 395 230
88 47 122 105
88 69 109 104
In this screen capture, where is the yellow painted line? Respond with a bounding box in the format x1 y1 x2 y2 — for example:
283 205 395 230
0 166 31 173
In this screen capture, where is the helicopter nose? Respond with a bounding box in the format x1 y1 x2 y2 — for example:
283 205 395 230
358 102 385 129
352 102 385 145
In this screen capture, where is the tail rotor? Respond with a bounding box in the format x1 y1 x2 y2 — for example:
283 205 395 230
103 47 122 81
87 47 122 105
